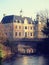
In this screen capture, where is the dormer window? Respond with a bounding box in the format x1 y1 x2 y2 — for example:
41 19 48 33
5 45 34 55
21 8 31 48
31 22 32 24
14 20 16 22
17 20 20 23
20 20 21 23
16 20 18 22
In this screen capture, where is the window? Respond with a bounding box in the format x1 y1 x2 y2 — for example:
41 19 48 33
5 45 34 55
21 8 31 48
19 32 21 36
30 27 32 30
25 32 27 37
16 26 17 29
19 26 21 29
30 33 32 36
15 32 17 36
25 26 27 29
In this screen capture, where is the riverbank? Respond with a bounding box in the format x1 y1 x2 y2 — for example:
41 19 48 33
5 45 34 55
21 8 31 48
0 44 12 60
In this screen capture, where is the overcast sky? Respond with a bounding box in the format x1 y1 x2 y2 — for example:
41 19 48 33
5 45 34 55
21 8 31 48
0 0 49 21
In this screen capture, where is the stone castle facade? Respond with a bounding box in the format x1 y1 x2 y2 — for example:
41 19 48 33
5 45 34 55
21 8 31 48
1 15 46 41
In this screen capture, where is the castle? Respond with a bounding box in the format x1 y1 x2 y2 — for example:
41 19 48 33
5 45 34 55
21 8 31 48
1 15 46 41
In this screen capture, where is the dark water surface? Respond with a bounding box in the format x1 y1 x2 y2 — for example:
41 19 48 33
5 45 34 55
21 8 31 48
2 55 49 65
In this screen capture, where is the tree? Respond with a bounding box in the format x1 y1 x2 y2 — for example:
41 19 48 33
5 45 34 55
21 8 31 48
0 23 7 43
42 19 49 38
37 9 49 22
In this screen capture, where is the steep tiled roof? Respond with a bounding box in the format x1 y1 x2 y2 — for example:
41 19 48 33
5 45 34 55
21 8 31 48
13 15 24 23
1 15 14 23
1 15 34 24
23 17 34 24
1 15 23 24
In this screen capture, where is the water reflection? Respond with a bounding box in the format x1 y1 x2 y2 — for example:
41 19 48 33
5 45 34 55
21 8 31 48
2 55 49 65
22 57 28 65
38 56 46 65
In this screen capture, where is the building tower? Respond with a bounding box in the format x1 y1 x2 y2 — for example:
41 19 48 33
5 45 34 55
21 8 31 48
36 14 45 38
34 14 39 39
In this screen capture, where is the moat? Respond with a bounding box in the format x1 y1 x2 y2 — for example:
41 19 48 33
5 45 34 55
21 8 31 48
2 55 49 65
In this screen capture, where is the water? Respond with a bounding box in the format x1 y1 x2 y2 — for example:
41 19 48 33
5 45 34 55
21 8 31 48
2 55 49 65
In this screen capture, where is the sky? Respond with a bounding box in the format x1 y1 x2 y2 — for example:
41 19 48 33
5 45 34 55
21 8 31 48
0 0 49 21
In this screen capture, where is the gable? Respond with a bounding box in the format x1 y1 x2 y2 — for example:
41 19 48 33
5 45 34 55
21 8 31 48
24 18 28 24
